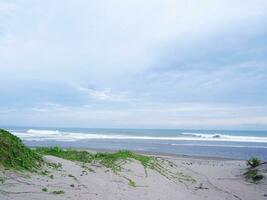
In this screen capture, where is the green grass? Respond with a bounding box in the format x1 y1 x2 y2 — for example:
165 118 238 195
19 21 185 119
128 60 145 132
127 178 136 187
244 169 264 182
0 129 43 171
244 157 264 183
52 190 65 195
247 157 261 168
34 146 196 185
34 147 154 172
42 187 48 192
0 130 196 186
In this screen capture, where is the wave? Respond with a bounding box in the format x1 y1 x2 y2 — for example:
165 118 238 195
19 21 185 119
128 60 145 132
11 129 267 143
181 132 267 142
170 143 267 149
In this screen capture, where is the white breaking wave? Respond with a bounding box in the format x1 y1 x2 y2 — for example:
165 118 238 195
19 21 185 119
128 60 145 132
181 132 267 143
170 143 267 149
11 129 267 143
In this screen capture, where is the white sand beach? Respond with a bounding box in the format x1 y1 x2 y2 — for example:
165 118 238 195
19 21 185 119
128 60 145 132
0 153 266 200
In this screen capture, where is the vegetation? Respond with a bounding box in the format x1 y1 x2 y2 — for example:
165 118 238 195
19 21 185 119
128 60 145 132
34 147 154 172
0 129 195 187
52 190 65 195
42 188 48 192
127 178 136 187
247 157 261 168
0 129 43 171
34 146 196 185
244 157 264 183
244 169 264 182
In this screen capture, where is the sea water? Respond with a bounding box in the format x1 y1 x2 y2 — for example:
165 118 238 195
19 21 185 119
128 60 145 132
6 127 267 160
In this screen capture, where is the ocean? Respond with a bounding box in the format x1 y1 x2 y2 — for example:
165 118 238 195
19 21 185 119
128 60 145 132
6 127 267 160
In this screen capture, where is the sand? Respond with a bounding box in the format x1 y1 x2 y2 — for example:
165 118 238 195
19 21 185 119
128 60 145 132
0 153 266 200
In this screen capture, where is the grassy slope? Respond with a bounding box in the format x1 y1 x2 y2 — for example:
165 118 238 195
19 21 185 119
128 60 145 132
0 129 195 185
0 129 42 171
34 146 153 172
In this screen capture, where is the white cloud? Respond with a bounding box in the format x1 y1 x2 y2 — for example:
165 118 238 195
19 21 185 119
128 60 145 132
0 0 267 129
1 103 267 129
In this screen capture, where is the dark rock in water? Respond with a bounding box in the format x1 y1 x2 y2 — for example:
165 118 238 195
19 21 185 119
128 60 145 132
212 134 221 138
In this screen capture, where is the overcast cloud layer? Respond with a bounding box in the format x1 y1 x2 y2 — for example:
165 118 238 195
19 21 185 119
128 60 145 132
1 0 267 130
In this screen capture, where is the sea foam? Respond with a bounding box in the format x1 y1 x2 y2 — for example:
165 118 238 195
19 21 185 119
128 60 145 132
11 129 267 143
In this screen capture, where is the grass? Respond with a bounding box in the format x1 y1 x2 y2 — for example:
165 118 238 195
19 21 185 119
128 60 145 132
0 129 196 186
52 190 65 195
244 169 264 182
0 129 43 171
41 170 49 176
244 157 264 183
127 178 136 187
34 146 196 185
42 187 48 192
247 157 261 168
34 147 154 173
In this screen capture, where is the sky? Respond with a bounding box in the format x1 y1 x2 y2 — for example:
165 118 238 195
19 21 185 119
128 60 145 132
0 0 267 130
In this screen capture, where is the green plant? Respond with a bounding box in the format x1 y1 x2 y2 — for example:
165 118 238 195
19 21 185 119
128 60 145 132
247 157 261 168
127 178 136 187
52 190 65 195
42 188 48 192
244 169 264 182
0 129 43 171
41 170 49 176
35 147 196 186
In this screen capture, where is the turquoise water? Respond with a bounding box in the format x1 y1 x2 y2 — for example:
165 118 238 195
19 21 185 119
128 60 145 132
6 127 267 160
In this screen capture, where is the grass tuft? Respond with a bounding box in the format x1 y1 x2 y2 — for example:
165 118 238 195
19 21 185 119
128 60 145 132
52 190 65 195
247 157 261 168
127 178 136 187
244 169 264 182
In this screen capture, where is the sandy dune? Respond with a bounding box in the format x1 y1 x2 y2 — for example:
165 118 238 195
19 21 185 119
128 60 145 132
0 154 266 200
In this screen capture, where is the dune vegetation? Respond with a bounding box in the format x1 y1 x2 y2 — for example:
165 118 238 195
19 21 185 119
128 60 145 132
245 156 265 182
0 129 42 171
0 129 197 187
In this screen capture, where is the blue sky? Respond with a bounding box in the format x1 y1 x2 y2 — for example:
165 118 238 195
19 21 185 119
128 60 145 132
0 0 267 130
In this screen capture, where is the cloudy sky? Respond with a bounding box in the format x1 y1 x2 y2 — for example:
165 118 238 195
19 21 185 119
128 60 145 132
0 0 267 130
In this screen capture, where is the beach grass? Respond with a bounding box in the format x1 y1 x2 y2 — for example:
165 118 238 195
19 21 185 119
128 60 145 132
34 146 196 185
34 146 154 172
247 157 261 168
0 129 43 171
245 156 264 183
244 169 264 182
0 129 196 186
